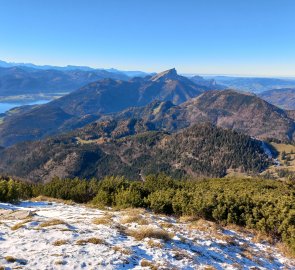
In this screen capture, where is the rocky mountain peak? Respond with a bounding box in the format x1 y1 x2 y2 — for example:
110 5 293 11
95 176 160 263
150 68 178 81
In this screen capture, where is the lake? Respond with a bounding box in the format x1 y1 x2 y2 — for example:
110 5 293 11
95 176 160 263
0 100 49 114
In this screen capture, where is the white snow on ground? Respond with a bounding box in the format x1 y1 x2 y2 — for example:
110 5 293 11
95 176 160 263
0 201 294 270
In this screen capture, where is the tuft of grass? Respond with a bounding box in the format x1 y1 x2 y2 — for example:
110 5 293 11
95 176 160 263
92 216 111 225
55 260 67 265
276 242 295 259
147 239 164 249
39 219 67 228
5 256 16 263
31 195 74 205
0 266 5 270
11 218 32 231
252 231 273 244
121 208 146 216
51 254 63 257
178 216 199 223
204 266 217 270
241 250 255 261
159 221 174 229
120 214 149 225
4 256 27 265
52 239 68 246
216 234 236 246
189 219 221 233
140 260 158 270
126 226 171 241
76 237 106 245
112 246 132 255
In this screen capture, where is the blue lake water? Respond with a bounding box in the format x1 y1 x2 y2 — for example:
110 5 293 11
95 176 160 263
0 100 49 114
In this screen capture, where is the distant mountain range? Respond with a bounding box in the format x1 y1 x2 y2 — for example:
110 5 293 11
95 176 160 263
209 76 295 93
0 66 129 97
259 88 295 110
0 68 294 147
0 59 150 78
1 58 295 102
0 69 210 146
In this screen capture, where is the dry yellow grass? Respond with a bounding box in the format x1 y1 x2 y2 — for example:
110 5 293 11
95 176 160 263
252 231 273 244
270 143 295 171
112 246 132 255
55 260 67 265
76 137 109 145
121 208 146 216
120 214 149 225
140 259 158 270
76 237 106 245
178 215 199 223
5 256 16 263
11 218 32 231
231 263 243 270
241 250 254 260
126 226 171 241
31 195 74 205
276 242 295 258
52 239 68 246
189 219 238 244
204 266 217 270
226 223 273 246
147 239 164 249
189 219 221 233
92 216 111 225
39 219 67 228
217 234 236 245
159 221 174 229
272 143 295 154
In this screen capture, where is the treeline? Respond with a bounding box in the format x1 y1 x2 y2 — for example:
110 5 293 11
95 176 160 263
0 175 294 254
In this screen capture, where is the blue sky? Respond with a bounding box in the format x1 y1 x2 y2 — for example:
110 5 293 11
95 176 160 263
0 0 294 76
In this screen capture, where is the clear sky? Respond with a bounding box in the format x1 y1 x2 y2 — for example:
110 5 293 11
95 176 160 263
0 0 294 76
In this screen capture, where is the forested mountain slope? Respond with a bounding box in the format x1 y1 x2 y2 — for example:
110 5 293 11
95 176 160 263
0 122 270 182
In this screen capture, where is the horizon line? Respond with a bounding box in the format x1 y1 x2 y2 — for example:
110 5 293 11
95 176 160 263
1 58 294 79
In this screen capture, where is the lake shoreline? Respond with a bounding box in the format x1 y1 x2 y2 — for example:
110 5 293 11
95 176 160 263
0 99 50 114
